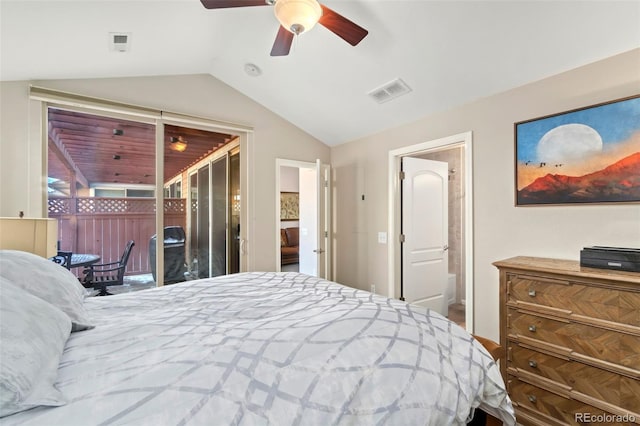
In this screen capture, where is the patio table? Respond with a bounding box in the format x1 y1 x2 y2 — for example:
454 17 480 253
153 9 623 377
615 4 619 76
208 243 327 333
70 253 100 269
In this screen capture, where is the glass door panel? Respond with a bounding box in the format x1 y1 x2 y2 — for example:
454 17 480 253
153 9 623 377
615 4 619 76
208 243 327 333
46 107 158 288
210 156 227 277
189 172 198 272
197 165 210 278
229 151 240 274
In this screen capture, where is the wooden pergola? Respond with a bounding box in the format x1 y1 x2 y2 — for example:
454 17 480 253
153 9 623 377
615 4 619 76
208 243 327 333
47 108 236 196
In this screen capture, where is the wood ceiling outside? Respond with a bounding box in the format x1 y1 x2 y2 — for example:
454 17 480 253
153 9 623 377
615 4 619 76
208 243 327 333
47 108 237 193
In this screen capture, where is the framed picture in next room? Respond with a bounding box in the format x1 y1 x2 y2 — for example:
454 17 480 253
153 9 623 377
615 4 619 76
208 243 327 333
280 192 299 221
514 94 640 206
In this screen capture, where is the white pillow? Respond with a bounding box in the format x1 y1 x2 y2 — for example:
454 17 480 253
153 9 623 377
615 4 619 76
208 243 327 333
0 278 71 417
0 250 93 331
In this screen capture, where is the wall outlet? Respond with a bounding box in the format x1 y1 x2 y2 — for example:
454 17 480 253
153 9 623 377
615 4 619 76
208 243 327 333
370 284 376 294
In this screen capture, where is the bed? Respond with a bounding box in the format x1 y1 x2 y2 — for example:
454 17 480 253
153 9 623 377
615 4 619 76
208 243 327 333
0 250 515 425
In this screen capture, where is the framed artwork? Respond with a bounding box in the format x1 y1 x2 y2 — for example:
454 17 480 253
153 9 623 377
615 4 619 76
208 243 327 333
515 94 640 206
280 192 299 221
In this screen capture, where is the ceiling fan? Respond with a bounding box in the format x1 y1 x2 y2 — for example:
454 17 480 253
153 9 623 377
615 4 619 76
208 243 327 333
200 0 369 56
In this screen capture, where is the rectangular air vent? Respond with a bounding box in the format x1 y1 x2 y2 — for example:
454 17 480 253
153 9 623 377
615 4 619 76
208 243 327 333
109 32 131 52
367 78 411 104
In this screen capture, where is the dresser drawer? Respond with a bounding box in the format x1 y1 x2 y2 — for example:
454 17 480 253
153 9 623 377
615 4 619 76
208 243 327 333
509 344 640 414
497 257 640 425
508 309 640 369
507 376 622 425
507 273 640 327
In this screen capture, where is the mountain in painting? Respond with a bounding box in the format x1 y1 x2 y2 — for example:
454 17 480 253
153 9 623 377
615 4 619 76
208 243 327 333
518 152 640 204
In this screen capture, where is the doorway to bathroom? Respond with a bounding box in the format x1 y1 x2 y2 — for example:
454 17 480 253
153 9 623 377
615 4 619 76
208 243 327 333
388 132 473 331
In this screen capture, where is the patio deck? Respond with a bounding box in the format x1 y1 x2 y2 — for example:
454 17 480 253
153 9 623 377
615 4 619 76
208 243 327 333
93 273 156 295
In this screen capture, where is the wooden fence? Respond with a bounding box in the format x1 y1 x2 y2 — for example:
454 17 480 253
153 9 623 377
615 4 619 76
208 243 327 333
49 197 187 276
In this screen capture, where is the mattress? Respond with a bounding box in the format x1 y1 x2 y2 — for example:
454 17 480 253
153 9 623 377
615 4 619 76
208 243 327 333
3 272 515 425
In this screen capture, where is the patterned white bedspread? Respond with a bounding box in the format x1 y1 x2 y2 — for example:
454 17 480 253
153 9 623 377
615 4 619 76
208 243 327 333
4 272 515 426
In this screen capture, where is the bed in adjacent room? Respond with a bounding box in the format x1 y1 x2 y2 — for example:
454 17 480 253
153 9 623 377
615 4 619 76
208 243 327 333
0 250 515 425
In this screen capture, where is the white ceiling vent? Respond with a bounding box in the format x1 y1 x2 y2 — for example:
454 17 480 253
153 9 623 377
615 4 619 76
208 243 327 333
109 32 131 52
367 78 411 104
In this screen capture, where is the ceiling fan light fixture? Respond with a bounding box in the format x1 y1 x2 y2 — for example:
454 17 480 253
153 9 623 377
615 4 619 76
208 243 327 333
170 136 188 152
274 0 322 35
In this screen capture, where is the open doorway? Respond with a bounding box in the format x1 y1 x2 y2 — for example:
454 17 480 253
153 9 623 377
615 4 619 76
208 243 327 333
276 159 330 278
388 132 473 331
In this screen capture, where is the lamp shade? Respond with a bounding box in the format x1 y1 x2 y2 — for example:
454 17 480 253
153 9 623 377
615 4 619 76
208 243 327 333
0 218 58 258
274 0 322 35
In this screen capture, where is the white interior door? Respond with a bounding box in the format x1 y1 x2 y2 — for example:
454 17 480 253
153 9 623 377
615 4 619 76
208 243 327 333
298 167 317 276
402 156 449 316
316 160 331 280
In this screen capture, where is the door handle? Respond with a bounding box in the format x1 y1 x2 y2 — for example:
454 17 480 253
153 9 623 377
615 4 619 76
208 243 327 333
313 248 325 254
443 245 449 251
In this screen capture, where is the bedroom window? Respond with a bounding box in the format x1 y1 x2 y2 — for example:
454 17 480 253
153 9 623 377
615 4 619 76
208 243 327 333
163 179 181 198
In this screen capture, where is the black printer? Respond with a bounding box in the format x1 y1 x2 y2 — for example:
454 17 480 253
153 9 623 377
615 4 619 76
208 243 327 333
580 246 640 272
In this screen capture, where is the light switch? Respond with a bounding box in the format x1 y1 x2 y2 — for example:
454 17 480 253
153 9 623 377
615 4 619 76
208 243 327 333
378 232 387 244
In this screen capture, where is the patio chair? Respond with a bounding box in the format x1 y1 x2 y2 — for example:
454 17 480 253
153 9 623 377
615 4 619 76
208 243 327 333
51 251 72 270
82 240 135 296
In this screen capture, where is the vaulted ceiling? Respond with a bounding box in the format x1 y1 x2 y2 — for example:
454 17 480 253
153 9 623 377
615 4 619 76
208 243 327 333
47 108 236 193
2 1 639 146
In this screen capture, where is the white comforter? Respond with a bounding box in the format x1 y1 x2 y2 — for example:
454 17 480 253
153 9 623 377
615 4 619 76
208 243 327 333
4 272 515 425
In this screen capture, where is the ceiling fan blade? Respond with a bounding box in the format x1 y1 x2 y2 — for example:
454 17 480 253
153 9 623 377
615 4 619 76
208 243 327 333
200 0 268 9
318 4 368 46
271 26 294 56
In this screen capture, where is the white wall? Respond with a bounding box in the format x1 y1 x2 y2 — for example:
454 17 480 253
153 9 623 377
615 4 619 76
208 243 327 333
279 166 299 193
330 49 640 341
0 74 330 271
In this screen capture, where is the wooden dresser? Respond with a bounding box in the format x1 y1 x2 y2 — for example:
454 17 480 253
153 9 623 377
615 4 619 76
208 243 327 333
494 256 640 425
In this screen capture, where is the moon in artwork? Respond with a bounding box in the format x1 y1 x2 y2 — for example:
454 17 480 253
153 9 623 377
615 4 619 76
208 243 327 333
537 124 603 163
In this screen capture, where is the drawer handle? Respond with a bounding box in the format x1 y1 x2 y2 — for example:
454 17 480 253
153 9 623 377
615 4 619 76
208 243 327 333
528 325 537 332
528 395 537 403
528 289 536 297
528 360 538 368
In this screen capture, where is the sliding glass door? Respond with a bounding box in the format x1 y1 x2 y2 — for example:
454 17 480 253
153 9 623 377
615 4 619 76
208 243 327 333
210 157 227 277
189 172 198 275
196 165 210 278
229 151 240 274
187 148 240 279
35 86 251 287
46 107 158 287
